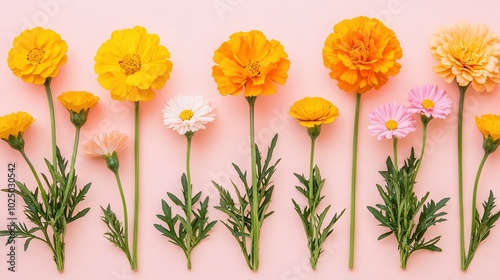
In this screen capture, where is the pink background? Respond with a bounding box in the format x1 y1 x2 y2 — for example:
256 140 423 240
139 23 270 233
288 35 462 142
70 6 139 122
1 0 500 279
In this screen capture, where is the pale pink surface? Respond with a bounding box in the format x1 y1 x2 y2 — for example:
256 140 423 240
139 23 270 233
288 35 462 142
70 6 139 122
1 1 500 280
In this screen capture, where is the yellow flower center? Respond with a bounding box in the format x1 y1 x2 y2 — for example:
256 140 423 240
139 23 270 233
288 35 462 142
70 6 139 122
245 60 261 78
422 99 435 109
119 54 142 75
385 119 398 130
179 109 194 121
27 48 45 64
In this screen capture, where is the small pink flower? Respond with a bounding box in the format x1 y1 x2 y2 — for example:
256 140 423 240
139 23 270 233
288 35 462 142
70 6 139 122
407 84 452 119
83 130 129 157
368 103 416 140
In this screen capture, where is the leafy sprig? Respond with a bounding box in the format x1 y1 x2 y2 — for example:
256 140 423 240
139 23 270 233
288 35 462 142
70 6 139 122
292 166 344 269
155 173 217 268
213 134 279 269
367 149 449 268
0 148 91 270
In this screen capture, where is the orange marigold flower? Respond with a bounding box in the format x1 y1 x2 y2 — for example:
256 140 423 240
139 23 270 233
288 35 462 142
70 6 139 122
322 16 403 94
212 30 290 97
7 27 68 85
429 22 500 93
94 26 173 102
289 97 339 128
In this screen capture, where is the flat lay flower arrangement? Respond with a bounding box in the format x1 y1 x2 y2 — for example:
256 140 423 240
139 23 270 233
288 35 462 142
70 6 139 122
0 15 500 275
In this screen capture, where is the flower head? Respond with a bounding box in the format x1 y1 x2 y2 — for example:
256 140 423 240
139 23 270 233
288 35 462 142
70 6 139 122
475 114 500 154
58 91 99 128
0 112 35 151
84 131 129 158
162 95 216 135
289 97 339 128
94 26 173 102
368 103 416 140
429 22 500 92
57 91 100 113
407 84 452 119
8 27 68 84
322 16 403 94
212 30 290 97
84 131 129 172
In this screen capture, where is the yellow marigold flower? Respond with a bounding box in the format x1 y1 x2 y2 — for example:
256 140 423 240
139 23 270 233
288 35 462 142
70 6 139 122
7 27 68 85
475 114 500 141
289 97 339 128
212 30 290 97
57 91 99 113
0 112 35 140
322 16 402 94
429 22 500 93
94 26 173 102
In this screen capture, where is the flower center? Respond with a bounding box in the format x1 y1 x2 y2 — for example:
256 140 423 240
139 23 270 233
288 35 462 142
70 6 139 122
422 99 435 109
245 60 261 78
27 48 45 64
119 54 142 75
179 109 194 121
385 119 398 130
350 40 369 62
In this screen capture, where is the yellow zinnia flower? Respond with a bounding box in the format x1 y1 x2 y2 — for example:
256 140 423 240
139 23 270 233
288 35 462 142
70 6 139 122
322 16 402 94
0 112 35 140
57 91 100 113
212 30 290 97
430 22 500 93
475 114 500 141
7 27 68 85
94 26 173 102
289 97 339 128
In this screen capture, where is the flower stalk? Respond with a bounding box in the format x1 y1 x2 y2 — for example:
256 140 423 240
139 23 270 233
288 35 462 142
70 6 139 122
132 101 140 270
348 92 361 269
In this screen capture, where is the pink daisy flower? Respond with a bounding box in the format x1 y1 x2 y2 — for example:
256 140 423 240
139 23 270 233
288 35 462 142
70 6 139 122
83 130 129 157
368 103 417 140
407 84 452 119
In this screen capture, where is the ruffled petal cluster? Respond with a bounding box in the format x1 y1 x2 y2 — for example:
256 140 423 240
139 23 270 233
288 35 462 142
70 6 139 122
0 112 35 140
289 97 339 128
475 114 500 141
57 91 100 113
323 16 403 93
429 22 500 92
8 27 68 84
95 26 173 102
212 30 290 97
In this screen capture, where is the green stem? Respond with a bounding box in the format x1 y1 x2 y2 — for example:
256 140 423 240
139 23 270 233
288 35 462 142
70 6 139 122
114 170 132 266
44 78 57 172
248 96 259 271
185 132 194 269
465 152 489 270
19 149 50 212
415 118 429 177
457 85 467 270
54 232 65 272
53 126 81 222
349 92 361 270
131 101 140 270
393 138 398 171
308 134 317 269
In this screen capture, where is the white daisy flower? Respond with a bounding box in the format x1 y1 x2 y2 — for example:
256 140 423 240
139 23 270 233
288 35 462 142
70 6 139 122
162 95 216 135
